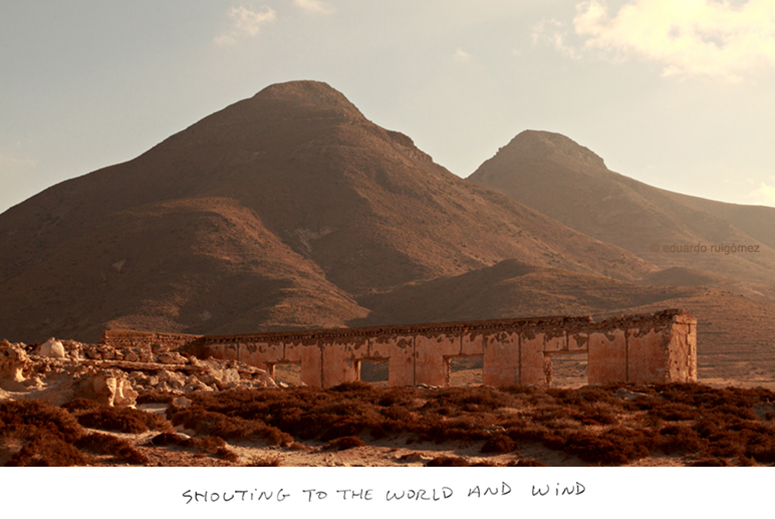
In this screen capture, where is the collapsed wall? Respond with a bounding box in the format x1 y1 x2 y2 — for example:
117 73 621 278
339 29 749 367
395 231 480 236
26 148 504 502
144 309 696 388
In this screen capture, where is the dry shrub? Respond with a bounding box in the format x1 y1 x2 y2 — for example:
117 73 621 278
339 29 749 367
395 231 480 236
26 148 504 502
508 459 547 467
530 405 576 426
147 432 238 461
744 439 775 464
481 433 517 454
74 432 148 465
471 460 498 466
645 402 697 422
421 414 491 443
658 425 703 454
548 386 614 406
148 432 192 447
565 428 652 466
167 407 292 445
378 388 417 407
0 399 82 443
325 436 365 450
215 446 239 462
6 433 91 467
423 387 516 413
689 457 729 467
736 455 756 466
62 398 103 413
578 408 618 426
507 425 565 450
76 406 171 434
503 385 539 396
246 455 282 466
320 417 366 441
136 391 176 404
329 381 375 393
426 456 471 467
375 406 416 425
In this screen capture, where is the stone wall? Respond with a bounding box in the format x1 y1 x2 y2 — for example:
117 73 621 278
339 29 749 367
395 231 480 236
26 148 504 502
102 330 203 350
150 309 697 388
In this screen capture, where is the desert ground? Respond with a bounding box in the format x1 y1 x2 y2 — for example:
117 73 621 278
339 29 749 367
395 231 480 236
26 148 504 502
3 354 774 468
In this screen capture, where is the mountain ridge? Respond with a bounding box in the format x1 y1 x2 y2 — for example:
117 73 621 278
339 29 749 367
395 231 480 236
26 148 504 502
0 81 653 342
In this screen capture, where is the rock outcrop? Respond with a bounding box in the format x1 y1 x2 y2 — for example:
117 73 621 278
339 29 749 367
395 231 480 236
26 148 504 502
0 337 280 408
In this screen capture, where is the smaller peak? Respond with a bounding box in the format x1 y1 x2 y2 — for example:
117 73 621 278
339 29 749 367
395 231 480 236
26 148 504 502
503 130 606 169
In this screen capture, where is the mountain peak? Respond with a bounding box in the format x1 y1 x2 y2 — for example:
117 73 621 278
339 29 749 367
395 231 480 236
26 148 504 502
499 130 606 170
250 80 364 118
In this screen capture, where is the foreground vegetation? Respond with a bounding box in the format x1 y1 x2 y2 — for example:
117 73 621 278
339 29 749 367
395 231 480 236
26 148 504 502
2 382 775 466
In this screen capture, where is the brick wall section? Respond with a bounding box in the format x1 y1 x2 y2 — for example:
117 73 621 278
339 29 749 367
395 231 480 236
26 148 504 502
102 309 697 388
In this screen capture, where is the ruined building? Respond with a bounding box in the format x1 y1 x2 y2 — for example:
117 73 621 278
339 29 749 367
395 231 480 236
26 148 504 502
102 309 697 388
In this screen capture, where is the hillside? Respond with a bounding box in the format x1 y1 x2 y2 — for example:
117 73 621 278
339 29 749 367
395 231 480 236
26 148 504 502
468 130 775 289
0 82 653 343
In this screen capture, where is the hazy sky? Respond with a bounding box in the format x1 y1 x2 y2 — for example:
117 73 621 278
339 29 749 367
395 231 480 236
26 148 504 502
2 0 774 214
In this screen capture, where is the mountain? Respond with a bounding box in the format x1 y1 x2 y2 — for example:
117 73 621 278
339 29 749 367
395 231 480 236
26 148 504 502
0 81 654 343
468 130 775 289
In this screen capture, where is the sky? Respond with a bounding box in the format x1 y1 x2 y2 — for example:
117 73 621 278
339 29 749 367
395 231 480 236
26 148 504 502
2 0 775 214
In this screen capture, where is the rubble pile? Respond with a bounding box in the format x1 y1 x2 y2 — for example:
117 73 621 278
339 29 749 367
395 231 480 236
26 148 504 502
0 337 281 408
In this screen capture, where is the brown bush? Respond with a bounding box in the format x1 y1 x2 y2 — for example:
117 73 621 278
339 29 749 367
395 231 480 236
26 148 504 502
658 425 703 454
0 399 82 443
6 433 91 466
423 387 516 413
320 417 367 441
689 457 729 467
136 391 176 404
481 433 517 454
147 432 238 461
426 456 471 466
745 442 775 464
565 428 651 466
246 455 282 466
508 459 547 467
76 406 171 434
215 446 239 462
62 398 103 412
74 432 148 465
324 436 365 450
167 407 292 445
329 381 375 393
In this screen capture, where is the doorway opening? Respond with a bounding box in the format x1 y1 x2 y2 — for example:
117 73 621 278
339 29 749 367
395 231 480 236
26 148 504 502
270 362 302 387
545 352 588 388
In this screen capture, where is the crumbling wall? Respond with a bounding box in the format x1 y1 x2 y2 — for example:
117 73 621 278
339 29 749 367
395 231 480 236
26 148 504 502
183 309 696 388
101 330 203 350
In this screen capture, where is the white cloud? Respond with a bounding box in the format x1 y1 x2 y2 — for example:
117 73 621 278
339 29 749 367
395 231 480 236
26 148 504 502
532 19 581 59
214 5 276 47
454 48 472 61
573 0 775 81
749 181 775 205
294 0 333 14
0 152 37 171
